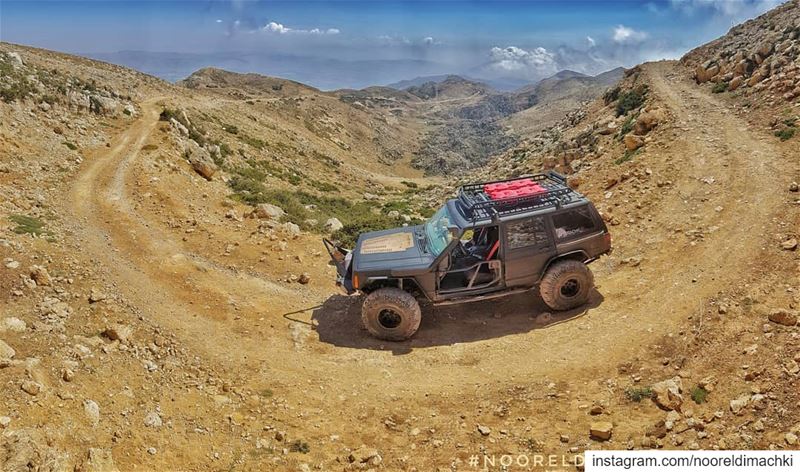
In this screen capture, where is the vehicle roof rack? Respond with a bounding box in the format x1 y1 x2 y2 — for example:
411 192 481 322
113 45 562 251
456 171 582 221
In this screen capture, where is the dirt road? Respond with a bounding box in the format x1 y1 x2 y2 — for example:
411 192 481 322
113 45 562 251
65 61 794 467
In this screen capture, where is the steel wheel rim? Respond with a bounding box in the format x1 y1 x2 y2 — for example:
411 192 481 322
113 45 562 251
378 309 402 329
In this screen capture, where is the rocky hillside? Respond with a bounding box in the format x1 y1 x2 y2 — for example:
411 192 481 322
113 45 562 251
683 0 800 141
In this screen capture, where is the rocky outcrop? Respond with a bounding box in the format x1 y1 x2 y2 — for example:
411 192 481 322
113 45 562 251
682 1 800 103
184 140 217 180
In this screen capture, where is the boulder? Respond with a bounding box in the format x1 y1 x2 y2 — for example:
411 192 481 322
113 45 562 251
281 222 301 237
84 400 100 425
730 394 750 415
68 91 91 110
589 422 613 441
348 446 382 466
5 52 24 68
781 238 797 251
324 217 344 232
0 340 15 360
89 95 119 116
768 309 798 326
747 72 764 87
185 141 217 181
170 118 189 136
29 265 52 286
623 134 645 151
634 110 664 135
728 76 744 91
102 323 132 343
696 63 720 84
651 377 684 411
756 41 774 58
255 203 285 220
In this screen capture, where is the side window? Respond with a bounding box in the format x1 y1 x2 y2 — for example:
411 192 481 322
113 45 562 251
552 207 596 240
507 217 549 250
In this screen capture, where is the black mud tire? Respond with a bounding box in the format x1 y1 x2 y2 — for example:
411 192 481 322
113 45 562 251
540 260 594 311
361 288 421 341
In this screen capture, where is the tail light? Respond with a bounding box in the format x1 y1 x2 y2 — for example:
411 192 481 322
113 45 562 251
604 232 612 247
352 273 360 289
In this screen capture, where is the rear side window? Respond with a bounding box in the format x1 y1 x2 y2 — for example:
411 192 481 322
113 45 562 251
507 217 549 249
552 207 596 240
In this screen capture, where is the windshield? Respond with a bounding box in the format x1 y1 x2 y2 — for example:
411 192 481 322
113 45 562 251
424 205 455 256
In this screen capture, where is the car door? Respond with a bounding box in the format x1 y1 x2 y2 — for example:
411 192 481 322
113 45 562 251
503 215 555 288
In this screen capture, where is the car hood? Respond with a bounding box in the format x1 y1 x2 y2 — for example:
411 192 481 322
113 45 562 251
353 225 433 273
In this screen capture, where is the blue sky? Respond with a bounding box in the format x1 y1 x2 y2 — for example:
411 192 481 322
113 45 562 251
0 1 787 89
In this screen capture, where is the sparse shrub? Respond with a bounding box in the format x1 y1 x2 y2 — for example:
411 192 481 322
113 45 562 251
142 144 158 151
0 79 36 103
288 440 309 454
401 180 418 189
625 386 653 402
9 214 49 236
63 141 78 151
775 127 796 141
615 148 638 165
239 134 266 150
159 108 180 123
615 85 648 116
223 124 239 135
603 86 621 105
331 212 398 247
712 81 729 93
617 115 636 139
691 386 708 404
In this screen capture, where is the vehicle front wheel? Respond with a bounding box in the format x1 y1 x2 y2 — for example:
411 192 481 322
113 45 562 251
539 259 594 311
361 288 421 341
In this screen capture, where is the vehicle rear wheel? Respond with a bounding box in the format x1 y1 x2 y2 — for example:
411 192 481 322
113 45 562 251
362 288 421 341
539 259 593 311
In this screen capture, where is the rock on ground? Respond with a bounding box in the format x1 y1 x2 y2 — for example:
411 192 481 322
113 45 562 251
768 309 798 326
651 377 684 411
0 339 15 360
324 217 343 232
590 421 613 441
255 203 285 219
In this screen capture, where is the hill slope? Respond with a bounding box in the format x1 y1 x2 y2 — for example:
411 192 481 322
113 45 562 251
1 4 799 468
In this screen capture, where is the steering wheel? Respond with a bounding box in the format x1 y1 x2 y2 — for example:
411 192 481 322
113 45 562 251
452 241 470 258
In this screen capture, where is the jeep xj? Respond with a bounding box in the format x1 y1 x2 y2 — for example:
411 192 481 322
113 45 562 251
324 171 612 341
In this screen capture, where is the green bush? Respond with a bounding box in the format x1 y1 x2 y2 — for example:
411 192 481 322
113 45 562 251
624 387 653 402
9 214 49 236
223 124 239 134
691 386 708 404
62 141 78 151
401 180 419 189
617 114 636 138
0 79 35 103
288 440 309 454
711 81 729 93
615 85 648 116
775 127 796 141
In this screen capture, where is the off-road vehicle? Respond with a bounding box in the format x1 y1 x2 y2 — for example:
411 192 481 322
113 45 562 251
324 171 612 341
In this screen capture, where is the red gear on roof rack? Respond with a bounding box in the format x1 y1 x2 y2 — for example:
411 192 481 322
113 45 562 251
484 179 547 200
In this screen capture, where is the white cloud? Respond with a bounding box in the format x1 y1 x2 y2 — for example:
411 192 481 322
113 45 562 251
586 36 596 47
612 25 648 44
216 19 223 24
487 46 558 77
423 36 435 46
263 21 340 35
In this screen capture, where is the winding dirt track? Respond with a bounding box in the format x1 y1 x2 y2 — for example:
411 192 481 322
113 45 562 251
67 61 791 451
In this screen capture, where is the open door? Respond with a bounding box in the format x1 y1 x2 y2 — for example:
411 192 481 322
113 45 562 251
436 226 503 295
